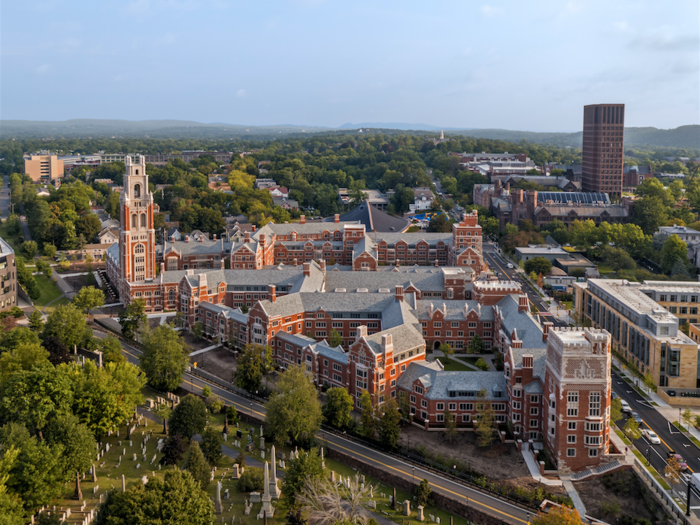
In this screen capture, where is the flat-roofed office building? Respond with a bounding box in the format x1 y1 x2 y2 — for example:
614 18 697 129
582 104 625 198
23 154 64 182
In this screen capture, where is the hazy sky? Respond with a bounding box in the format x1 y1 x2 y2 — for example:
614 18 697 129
2 0 698 131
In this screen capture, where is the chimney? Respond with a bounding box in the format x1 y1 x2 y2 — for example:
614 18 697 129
319 260 326 271
395 285 404 302
268 284 277 303
381 334 394 355
160 262 165 274
293 258 298 266
356 325 367 341
522 355 533 369
429 303 434 317
213 234 217 240
518 294 528 313
334 214 340 223
300 215 306 224
252 225 257 232
542 322 553 342
303 262 311 277
186 236 190 243
434 258 439 267
170 235 174 242
198 236 203 242
244 232 251 243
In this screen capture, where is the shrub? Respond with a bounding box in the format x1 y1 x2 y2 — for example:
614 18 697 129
475 358 490 371
238 467 264 492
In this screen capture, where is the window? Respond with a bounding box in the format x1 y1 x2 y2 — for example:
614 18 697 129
529 419 538 428
567 408 578 417
459 403 473 411
448 403 456 411
530 395 539 404
567 391 578 403
530 407 539 416
410 395 416 404
567 435 576 444
567 448 576 457
589 392 601 417
414 386 423 394
585 422 601 432
567 422 577 430
584 436 600 445
589 449 598 457
436 403 444 411
421 400 427 408
462 414 470 422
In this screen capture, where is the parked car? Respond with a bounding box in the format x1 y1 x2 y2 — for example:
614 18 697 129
642 429 661 444
507 263 514 269
620 400 632 413
631 411 643 424
667 390 677 397
668 452 688 471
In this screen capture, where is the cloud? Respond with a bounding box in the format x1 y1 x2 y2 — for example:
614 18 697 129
35 64 50 75
480 5 503 17
629 34 700 52
236 89 247 98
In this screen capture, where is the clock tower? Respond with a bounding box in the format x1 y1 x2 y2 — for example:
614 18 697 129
119 155 156 284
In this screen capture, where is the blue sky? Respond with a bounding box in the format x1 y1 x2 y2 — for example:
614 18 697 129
2 0 698 131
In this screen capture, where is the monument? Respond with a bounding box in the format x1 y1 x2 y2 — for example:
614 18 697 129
270 446 281 498
258 462 275 518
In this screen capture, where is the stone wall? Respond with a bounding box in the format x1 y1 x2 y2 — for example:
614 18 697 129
327 448 514 525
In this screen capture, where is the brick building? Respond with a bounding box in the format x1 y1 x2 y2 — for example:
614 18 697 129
582 104 625 198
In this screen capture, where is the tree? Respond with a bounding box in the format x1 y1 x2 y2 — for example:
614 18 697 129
530 506 583 525
475 358 490 371
427 214 451 233
72 286 105 316
467 334 485 354
169 395 207 440
226 405 239 426
610 398 623 425
22 240 38 259
328 330 343 348
377 398 402 449
140 324 189 392
415 479 433 507
633 196 668 235
359 390 378 439
43 303 91 350
185 441 211 490
682 407 695 431
192 322 204 342
43 244 56 259
35 258 52 279
297 476 373 525
27 309 44 332
623 417 641 440
200 426 222 466
444 410 457 443
474 389 496 448
94 469 214 525
45 414 96 499
118 299 146 340
238 467 265 493
42 336 73 365
160 433 186 466
75 214 101 243
661 234 689 274
286 509 308 525
322 387 354 429
439 343 454 362
266 364 323 445
0 342 49 382
235 343 274 392
202 386 212 398
665 455 683 485
281 448 324 509
99 334 125 364
524 257 552 276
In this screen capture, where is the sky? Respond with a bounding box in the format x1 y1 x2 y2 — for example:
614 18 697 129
1 0 699 131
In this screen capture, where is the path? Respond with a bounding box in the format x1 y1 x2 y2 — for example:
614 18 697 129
190 344 223 357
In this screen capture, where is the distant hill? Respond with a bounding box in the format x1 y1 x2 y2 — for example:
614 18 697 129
1 119 697 149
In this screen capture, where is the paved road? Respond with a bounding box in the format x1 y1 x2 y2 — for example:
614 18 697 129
18 205 31 241
0 176 10 219
482 245 568 328
612 370 700 515
106 330 532 525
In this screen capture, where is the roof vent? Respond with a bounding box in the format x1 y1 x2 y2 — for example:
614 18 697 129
378 288 390 293
334 288 346 293
357 288 368 293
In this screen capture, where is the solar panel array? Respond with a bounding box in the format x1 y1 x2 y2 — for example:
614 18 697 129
536 192 610 205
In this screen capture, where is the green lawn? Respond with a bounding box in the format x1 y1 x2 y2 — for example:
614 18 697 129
437 357 473 371
44 296 70 313
34 274 63 307
406 225 420 232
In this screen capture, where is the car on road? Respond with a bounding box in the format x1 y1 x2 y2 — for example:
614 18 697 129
630 411 643 424
668 452 688 471
641 429 661 444
620 400 632 413
507 263 514 269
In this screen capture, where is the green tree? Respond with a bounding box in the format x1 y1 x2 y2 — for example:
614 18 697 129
322 387 354 429
192 322 204 342
359 389 378 439
238 467 265 492
95 469 214 525
72 286 105 316
43 303 91 350
444 410 457 443
328 329 343 348
467 334 485 354
623 417 641 440
234 344 274 392
524 257 552 276
26 310 44 333
439 343 454 363
427 214 451 233
610 398 623 425
266 364 323 445
160 433 186 466
43 244 56 259
46 414 96 499
99 334 125 364
200 426 222 466
22 240 38 259
661 234 688 274
281 448 324 509
682 407 695 431
35 258 52 279
530 506 583 525
378 398 402 449
633 196 668 235
185 441 211 490
118 298 146 340
0 342 50 382
474 389 496 448
226 405 239 426
0 445 24 525
140 324 189 392
169 395 207 440
475 358 490 371
415 479 433 507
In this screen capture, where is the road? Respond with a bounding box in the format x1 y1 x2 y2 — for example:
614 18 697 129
106 330 533 525
482 244 568 328
0 176 10 219
612 370 700 515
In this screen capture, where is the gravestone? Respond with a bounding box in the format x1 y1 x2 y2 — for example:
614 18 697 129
141 476 148 485
417 506 424 521
215 482 223 514
250 492 261 503
233 464 240 479
136 463 140 469
402 500 411 516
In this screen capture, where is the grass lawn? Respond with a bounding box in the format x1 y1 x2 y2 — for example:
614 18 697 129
34 274 63 307
436 357 473 371
561 301 573 310
631 449 671 490
407 226 420 233
615 430 632 446
44 296 70 313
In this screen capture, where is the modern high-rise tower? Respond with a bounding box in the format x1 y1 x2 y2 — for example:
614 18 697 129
581 104 625 198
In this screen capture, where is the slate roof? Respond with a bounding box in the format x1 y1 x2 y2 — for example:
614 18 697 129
363 323 425 355
373 232 453 247
325 270 445 293
398 363 507 401
495 295 545 350
414 300 494 321
254 221 358 239
535 205 628 218
308 341 348 363
509 346 548 382
276 331 316 348
326 201 411 233
163 237 231 256
199 302 248 323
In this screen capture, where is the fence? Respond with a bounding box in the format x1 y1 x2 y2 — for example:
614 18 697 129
188 367 268 405
632 457 690 524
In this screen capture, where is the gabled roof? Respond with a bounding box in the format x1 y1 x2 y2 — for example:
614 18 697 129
327 201 411 233
495 295 545 350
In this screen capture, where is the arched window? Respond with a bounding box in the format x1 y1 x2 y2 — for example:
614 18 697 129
168 289 175 302
134 184 141 198
134 244 145 254
140 213 146 228
131 214 137 228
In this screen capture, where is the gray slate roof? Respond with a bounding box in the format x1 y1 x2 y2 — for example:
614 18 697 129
325 270 445 293
398 362 507 401
509 346 548 383
414 300 494 321
495 295 545 350
327 201 411 233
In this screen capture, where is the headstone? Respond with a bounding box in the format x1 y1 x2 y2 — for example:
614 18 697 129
436 518 441 524
93 485 99 494
260 436 265 450
233 464 240 479
141 476 148 485
369 486 373 497
261 450 265 460
429 515 435 522
250 492 261 503
402 500 411 516
392 487 397 510
224 489 230 501
130 440 133 447
92 463 97 483
136 463 140 469
122 475 126 492
105 443 110 452
215 481 223 514
133 453 137 461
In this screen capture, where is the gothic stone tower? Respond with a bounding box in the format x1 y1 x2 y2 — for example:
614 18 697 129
119 156 156 289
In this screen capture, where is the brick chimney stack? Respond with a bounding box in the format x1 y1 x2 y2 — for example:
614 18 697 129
300 215 306 224
186 236 190 243
395 285 404 302
518 294 528 313
334 214 340 223
356 325 367 342
319 260 326 271
303 262 311 277
268 284 277 303
244 232 251 243
542 322 553 342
